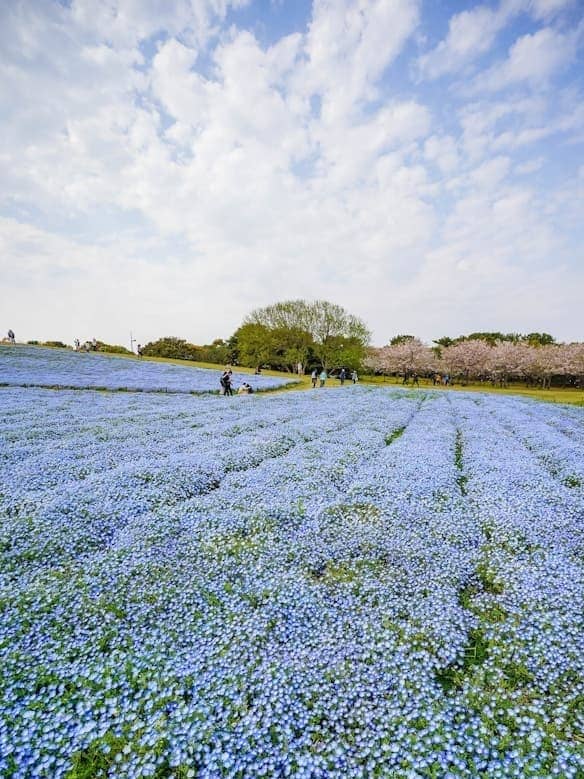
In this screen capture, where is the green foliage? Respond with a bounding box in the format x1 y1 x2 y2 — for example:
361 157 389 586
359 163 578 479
525 332 556 346
196 338 236 365
476 562 505 595
66 732 128 779
503 661 534 689
42 340 69 349
235 323 280 370
389 334 415 345
384 426 406 445
435 628 491 691
142 337 202 361
241 299 371 371
96 341 132 354
454 430 469 495
433 331 556 348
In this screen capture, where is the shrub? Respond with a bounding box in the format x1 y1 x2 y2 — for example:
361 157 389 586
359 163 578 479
142 337 202 361
96 342 132 354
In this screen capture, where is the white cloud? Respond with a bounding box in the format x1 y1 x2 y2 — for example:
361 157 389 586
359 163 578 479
424 135 460 173
418 3 510 79
71 0 250 48
456 93 584 161
417 0 579 80
528 0 577 21
300 0 420 121
472 26 580 91
514 156 545 173
0 0 582 345
469 156 511 189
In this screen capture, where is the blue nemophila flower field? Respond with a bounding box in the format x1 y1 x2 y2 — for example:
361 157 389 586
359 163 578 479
0 346 294 393
0 376 583 778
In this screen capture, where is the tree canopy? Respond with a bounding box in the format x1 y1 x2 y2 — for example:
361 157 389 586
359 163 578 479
241 299 371 371
433 332 556 350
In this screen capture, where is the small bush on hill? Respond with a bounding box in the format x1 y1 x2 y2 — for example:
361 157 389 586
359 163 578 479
142 337 202 361
96 342 132 354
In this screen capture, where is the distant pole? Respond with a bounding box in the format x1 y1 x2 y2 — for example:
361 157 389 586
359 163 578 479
130 331 136 353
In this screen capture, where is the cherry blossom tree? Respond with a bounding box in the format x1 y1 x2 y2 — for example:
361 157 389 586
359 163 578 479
365 339 435 379
486 341 530 385
367 337 584 389
563 343 584 385
439 340 493 384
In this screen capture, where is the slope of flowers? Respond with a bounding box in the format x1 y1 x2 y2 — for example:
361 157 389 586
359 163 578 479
0 346 294 393
0 384 583 778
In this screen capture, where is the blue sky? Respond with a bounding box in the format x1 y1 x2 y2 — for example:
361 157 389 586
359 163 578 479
0 0 582 347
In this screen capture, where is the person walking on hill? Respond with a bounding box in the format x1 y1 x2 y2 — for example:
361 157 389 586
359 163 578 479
7 329 15 344
351 370 358 384
311 369 318 388
319 369 327 388
339 368 346 385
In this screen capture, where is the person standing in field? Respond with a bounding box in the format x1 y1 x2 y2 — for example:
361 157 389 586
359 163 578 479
351 370 358 384
7 329 15 344
311 369 318 388
220 369 233 396
339 368 346 385
319 369 327 388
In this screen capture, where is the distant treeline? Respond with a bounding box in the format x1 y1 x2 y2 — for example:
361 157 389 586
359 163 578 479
27 340 132 354
21 312 579 383
143 300 371 373
142 330 565 374
367 335 584 389
430 332 556 348
142 337 235 365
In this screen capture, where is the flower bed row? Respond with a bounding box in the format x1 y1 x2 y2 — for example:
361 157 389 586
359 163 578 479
0 386 582 778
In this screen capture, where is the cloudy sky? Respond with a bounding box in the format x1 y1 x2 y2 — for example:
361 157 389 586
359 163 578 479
1 0 582 348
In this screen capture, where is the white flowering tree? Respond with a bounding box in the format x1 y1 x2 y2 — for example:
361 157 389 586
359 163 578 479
439 340 493 384
366 339 435 380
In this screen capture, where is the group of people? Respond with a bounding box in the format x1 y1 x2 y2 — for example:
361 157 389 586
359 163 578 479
74 337 97 352
310 368 358 388
220 368 254 396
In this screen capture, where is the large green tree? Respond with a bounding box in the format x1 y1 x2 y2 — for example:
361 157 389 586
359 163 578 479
243 299 370 371
234 323 278 371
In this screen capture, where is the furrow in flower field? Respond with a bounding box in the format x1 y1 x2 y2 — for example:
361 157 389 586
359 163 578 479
481 397 584 492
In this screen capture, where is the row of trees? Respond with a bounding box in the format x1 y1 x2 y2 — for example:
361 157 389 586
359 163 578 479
366 338 584 388
432 332 556 348
141 336 234 364
143 301 371 373
140 300 581 386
